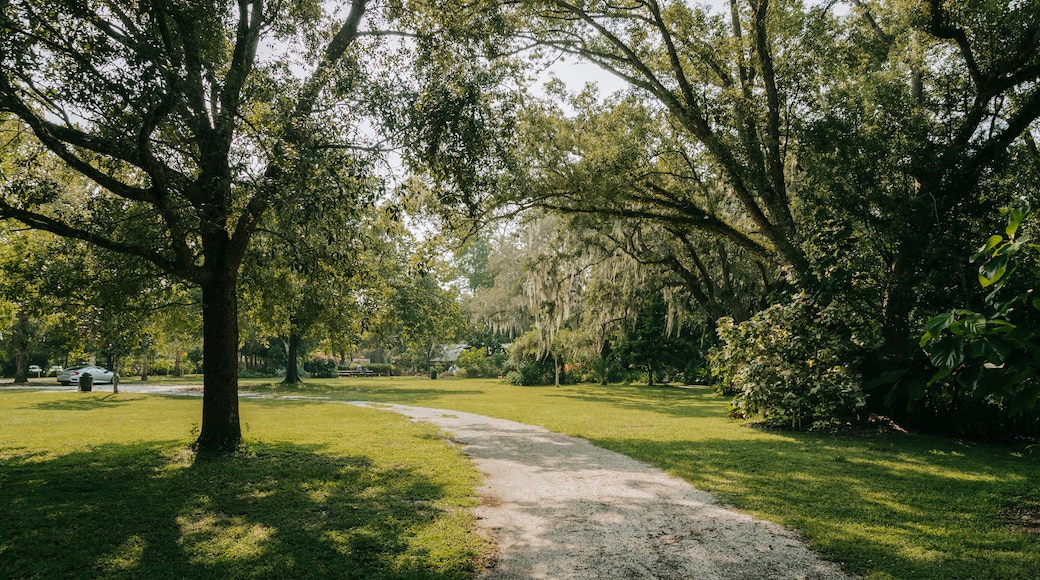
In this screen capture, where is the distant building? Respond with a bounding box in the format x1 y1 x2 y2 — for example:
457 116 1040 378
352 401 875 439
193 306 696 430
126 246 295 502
431 343 468 364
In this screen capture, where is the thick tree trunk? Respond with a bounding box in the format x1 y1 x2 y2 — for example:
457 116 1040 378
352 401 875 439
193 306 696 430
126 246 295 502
196 272 242 452
283 333 302 384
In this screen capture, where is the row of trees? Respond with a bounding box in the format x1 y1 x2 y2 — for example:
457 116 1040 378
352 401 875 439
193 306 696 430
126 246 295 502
0 216 468 383
3 1 1040 448
456 0 1040 436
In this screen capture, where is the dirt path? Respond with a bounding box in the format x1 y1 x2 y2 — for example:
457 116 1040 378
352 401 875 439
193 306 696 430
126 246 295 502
349 402 854 580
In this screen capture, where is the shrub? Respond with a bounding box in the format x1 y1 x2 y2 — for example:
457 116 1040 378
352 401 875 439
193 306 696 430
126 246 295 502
303 356 338 379
239 368 276 379
457 347 507 378
709 294 876 429
502 361 552 386
149 359 173 376
367 363 395 376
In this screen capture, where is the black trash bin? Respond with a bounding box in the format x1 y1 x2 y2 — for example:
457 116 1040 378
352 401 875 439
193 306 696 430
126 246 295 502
79 372 93 392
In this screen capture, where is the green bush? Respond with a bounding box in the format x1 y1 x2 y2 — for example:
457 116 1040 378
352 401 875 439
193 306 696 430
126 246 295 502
709 295 876 429
502 361 552 386
149 359 173 376
303 356 338 379
456 347 507 378
366 363 395 376
239 368 276 379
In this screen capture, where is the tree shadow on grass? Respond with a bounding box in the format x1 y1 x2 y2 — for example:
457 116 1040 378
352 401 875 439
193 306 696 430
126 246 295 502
31 394 143 411
543 383 729 419
245 383 489 407
0 441 480 579
586 434 1040 580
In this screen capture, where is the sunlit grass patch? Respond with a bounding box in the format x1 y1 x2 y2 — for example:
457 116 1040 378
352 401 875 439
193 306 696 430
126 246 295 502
0 391 489 579
282 376 1039 580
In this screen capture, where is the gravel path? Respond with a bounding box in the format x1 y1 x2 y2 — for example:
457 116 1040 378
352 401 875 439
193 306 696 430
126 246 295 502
349 402 854 580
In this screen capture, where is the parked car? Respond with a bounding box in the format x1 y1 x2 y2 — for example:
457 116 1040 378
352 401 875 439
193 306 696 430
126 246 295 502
57 365 117 385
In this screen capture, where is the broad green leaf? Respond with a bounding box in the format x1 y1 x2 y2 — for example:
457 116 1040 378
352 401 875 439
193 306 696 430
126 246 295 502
929 337 964 369
925 312 956 337
1006 206 1030 237
960 313 986 335
979 254 1008 287
926 366 952 386
972 235 1004 261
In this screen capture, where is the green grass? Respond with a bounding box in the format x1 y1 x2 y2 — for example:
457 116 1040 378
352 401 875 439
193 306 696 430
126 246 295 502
0 390 489 579
250 376 1040 580
3 376 1038 579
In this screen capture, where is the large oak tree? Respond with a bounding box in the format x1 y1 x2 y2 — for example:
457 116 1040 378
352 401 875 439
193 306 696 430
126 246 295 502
0 0 508 451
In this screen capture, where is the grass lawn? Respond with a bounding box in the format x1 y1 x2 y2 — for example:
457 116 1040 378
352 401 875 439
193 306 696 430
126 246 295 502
2 376 1038 579
249 376 1040 580
0 389 489 579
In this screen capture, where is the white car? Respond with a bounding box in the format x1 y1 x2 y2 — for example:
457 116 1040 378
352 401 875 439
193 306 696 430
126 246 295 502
57 365 117 385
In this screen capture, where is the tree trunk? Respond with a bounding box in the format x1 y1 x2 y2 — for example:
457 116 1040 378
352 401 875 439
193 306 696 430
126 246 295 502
283 333 302 384
173 348 183 377
12 308 29 384
140 351 150 381
196 272 242 452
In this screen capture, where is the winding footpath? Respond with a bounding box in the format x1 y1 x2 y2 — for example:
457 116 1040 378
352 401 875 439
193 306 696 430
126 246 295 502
348 402 854 580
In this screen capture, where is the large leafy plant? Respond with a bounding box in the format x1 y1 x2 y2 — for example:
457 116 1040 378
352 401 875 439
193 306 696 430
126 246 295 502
921 207 1040 417
710 295 874 430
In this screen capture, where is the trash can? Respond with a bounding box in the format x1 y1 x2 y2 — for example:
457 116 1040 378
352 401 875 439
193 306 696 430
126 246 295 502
79 372 93 392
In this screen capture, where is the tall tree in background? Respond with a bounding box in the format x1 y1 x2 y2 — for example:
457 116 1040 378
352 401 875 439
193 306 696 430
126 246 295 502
507 1 1040 391
0 0 512 451
0 226 50 384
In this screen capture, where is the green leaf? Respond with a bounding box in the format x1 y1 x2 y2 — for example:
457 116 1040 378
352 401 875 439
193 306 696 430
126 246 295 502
929 337 964 369
925 312 956 337
972 235 1004 261
960 313 987 335
1006 206 1030 238
926 366 953 386
979 254 1009 287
